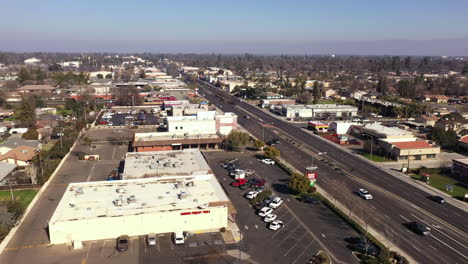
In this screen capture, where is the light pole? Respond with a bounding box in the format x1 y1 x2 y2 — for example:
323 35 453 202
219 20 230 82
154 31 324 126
307 152 327 171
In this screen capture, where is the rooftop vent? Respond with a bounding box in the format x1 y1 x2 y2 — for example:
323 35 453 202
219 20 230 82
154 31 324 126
178 191 188 200
75 188 84 195
127 195 136 203
113 198 123 206
69 202 76 208
116 187 126 194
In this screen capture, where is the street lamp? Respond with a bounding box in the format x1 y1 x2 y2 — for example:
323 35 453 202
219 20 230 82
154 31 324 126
307 152 327 171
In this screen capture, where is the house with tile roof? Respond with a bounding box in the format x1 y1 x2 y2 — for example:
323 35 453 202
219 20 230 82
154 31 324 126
415 115 439 127
0 145 37 167
378 139 440 161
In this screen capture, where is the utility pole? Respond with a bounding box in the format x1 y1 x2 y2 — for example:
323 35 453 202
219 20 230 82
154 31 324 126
8 179 15 201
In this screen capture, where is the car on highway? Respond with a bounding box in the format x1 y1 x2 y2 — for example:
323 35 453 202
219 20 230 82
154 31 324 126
268 220 284 231
430 195 445 204
264 214 277 223
269 197 283 208
261 158 275 165
231 178 247 187
358 189 373 200
246 191 259 199
147 233 157 246
116 235 129 252
407 221 431 236
258 207 273 217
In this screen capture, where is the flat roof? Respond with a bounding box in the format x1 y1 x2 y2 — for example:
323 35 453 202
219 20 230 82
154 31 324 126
362 124 413 137
453 158 468 165
122 149 212 179
49 175 230 223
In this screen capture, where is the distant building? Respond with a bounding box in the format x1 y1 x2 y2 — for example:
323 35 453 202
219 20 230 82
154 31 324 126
458 136 468 153
452 159 468 184
24 57 41 65
435 119 464 132
415 115 439 127
17 85 56 94
307 121 329 133
277 104 358 119
378 140 440 162
0 162 17 185
430 95 450 103
329 121 360 135
59 61 81 68
260 93 284 100
323 89 337 98
0 137 41 155
0 145 37 167
259 99 296 108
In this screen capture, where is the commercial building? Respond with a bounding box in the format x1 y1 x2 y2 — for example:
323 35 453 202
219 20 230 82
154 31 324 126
329 121 360 135
278 104 358 119
48 175 233 245
307 121 329 133
378 140 440 161
259 99 296 108
452 159 468 184
357 124 414 142
133 112 236 152
122 149 212 180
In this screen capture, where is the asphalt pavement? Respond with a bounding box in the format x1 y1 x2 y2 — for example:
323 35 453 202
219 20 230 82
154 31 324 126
196 78 468 264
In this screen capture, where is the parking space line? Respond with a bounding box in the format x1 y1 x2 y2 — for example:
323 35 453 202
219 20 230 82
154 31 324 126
284 232 308 256
291 240 315 264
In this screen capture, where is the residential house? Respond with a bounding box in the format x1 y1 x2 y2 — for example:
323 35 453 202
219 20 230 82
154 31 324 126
430 95 450 103
0 162 17 185
458 136 468 153
323 89 337 98
17 85 56 94
415 115 439 127
0 137 41 155
435 119 464 132
0 145 37 167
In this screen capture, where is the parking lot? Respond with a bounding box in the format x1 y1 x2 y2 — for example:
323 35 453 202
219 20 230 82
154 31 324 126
96 110 160 127
203 150 359 264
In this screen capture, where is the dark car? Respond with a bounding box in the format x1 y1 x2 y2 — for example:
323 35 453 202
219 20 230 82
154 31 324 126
253 202 268 210
408 221 430 235
263 195 276 205
297 196 320 205
116 235 130 252
347 243 379 256
430 195 445 204
251 179 266 187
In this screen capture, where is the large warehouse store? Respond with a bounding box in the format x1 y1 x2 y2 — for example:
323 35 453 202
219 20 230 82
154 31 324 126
48 174 233 245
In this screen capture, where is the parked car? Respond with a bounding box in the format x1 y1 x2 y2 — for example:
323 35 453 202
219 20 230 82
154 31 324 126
254 202 268 210
261 159 275 165
358 189 373 200
264 214 277 223
251 179 266 187
108 122 114 126
255 185 267 193
263 195 276 205
116 235 129 252
231 178 247 187
258 207 273 217
246 191 259 199
297 196 320 205
147 233 157 246
99 120 108 124
407 221 430 235
430 195 445 204
173 231 187 244
268 220 284 231
222 162 237 169
269 197 283 208
347 242 379 256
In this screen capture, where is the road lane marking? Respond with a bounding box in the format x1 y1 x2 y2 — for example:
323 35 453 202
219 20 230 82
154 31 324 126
254 225 259 229
429 245 438 251
244 225 249 230
291 240 316 264
4 243 50 251
321 234 326 238
429 234 468 260
399 215 410 222
410 213 468 250
86 164 96 182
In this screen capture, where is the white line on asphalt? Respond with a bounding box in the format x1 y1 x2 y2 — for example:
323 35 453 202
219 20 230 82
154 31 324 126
291 240 316 264
321 234 326 238
284 232 308 257
429 234 468 260
86 164 96 182
412 245 422 252
399 215 410 222
254 225 259 229
244 225 249 230
111 145 117 160
429 245 438 251
411 213 468 250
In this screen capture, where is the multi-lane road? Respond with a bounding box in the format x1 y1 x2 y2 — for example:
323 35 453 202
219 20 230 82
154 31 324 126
192 77 468 264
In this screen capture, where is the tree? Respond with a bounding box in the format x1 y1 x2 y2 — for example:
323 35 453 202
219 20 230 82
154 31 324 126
253 139 265 150
17 68 32 83
225 130 250 150
289 173 310 194
114 86 143 106
14 97 36 128
22 129 39 140
428 128 458 148
313 81 321 104
264 146 280 158
377 76 388 96
298 91 312 104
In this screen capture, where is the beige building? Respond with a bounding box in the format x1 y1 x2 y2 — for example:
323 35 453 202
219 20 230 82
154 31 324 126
48 175 233 245
415 115 439 127
378 140 440 161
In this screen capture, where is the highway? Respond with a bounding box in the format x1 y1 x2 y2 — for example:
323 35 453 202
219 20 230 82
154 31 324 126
192 77 468 264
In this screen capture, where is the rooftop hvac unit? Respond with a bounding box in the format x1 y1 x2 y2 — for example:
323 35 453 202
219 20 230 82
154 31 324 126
75 188 84 195
164 162 172 167
173 162 181 168
178 191 188 200
172 134 177 139
116 187 126 194
113 198 123 206
186 181 195 187
184 133 189 138
69 202 76 208
127 195 136 203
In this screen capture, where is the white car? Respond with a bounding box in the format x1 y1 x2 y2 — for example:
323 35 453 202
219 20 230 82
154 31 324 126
269 197 283 208
358 189 373 200
108 122 113 126
246 191 259 199
147 233 157 246
261 159 275 165
173 231 186 245
263 214 277 223
268 220 284 231
258 207 273 217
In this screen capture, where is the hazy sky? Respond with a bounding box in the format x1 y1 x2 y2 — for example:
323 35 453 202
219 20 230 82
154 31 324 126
1 0 468 55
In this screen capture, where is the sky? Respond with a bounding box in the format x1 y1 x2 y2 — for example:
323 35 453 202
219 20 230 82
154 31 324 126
1 0 468 55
